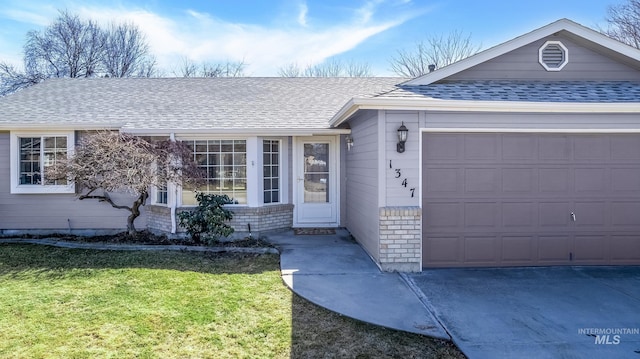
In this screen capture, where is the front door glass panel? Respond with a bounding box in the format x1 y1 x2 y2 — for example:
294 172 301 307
303 143 329 203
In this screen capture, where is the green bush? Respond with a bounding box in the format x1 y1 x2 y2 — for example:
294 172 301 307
178 192 235 244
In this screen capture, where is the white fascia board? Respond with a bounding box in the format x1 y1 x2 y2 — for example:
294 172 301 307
122 127 351 136
0 124 122 131
331 97 640 126
405 19 640 86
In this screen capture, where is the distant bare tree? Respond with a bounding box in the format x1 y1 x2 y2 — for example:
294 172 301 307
0 10 158 95
48 131 204 235
25 10 106 79
278 59 373 77
345 61 373 77
174 58 246 77
389 30 481 77
278 63 302 77
604 0 640 49
0 62 45 95
103 22 155 77
175 57 199 77
201 61 246 77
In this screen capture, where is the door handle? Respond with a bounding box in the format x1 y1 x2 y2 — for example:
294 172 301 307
570 212 576 222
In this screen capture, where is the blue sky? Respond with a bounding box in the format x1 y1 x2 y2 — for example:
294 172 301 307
0 0 614 76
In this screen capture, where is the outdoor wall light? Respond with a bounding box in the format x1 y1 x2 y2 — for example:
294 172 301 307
345 135 354 151
397 122 408 153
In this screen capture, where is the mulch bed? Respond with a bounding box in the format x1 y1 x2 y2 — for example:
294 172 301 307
2 230 274 248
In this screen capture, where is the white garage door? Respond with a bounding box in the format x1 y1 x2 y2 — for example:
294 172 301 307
422 133 640 268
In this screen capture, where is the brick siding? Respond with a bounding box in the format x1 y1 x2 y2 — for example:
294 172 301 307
147 204 294 238
379 206 421 272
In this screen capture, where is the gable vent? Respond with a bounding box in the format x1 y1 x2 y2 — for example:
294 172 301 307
539 41 568 71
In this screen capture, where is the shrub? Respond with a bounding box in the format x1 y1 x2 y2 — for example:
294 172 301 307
178 192 235 245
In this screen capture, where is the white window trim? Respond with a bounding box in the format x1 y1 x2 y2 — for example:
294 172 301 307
10 131 76 194
539 40 568 71
261 138 287 206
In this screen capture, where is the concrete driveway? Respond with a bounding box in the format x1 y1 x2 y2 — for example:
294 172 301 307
407 266 640 359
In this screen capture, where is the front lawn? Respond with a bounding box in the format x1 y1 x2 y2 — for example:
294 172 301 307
0 244 464 358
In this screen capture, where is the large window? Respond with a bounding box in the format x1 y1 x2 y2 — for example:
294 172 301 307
182 139 247 205
11 132 75 194
263 140 280 204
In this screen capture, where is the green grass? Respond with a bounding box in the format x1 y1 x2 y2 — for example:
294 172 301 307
0 244 464 358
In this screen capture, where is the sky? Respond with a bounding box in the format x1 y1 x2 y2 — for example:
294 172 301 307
0 0 616 76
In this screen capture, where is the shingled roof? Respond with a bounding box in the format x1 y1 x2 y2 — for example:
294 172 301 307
0 77 403 132
381 81 640 102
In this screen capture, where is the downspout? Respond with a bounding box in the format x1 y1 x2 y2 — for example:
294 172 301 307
170 132 177 234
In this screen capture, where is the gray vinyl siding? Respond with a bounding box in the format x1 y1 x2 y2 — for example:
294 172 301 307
384 111 421 207
422 112 640 130
0 131 147 233
447 34 640 81
345 110 380 260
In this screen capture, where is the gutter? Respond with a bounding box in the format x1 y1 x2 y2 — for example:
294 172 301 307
330 97 640 127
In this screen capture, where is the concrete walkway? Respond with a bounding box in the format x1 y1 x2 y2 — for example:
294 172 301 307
265 229 449 339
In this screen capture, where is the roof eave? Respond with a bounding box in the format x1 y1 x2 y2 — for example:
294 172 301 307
331 97 640 125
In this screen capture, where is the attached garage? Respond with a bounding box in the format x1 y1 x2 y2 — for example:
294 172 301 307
422 132 640 268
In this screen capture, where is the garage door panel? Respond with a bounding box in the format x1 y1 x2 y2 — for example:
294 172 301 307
502 202 535 228
573 235 607 263
574 168 607 194
502 236 536 262
573 202 607 227
502 134 537 161
464 134 498 160
538 236 571 262
609 236 640 262
611 136 640 161
573 136 609 161
539 168 570 194
611 202 640 226
424 134 460 160
465 236 498 263
425 203 460 228
502 168 535 193
464 202 497 227
611 168 640 192
425 167 460 193
538 135 571 161
465 168 497 193
423 133 640 268
424 236 461 264
539 202 571 227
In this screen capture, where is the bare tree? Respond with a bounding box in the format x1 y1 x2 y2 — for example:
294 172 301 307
24 10 106 78
201 61 246 77
0 62 45 95
174 58 246 77
604 0 640 49
48 131 204 235
103 22 155 77
278 63 302 77
0 10 157 95
389 30 481 77
175 59 246 77
278 59 373 77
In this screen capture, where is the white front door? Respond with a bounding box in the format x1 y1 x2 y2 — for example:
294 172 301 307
294 136 338 226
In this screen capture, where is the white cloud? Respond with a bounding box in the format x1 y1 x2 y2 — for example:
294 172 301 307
0 0 418 75
297 2 308 27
